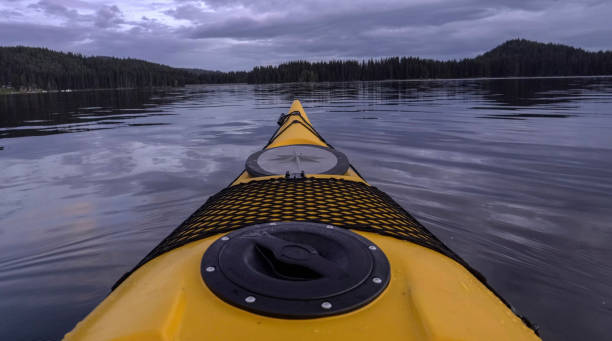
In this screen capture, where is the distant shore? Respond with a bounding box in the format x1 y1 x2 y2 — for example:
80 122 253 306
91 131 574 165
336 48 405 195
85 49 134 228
0 86 175 96
3 75 612 96
3 39 612 92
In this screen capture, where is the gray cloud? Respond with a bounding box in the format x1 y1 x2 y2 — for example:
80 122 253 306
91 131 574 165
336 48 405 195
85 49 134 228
28 0 88 21
163 4 208 22
0 9 24 18
94 5 124 28
1 0 611 70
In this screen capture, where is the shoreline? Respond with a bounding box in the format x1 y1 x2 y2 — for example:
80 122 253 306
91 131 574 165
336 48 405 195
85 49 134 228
2 75 612 95
0 86 178 96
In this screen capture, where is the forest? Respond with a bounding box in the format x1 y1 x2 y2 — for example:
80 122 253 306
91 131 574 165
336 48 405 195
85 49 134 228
1 39 611 91
246 40 612 83
0 46 246 91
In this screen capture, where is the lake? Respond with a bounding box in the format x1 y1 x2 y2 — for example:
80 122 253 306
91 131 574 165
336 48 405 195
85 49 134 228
1 78 611 340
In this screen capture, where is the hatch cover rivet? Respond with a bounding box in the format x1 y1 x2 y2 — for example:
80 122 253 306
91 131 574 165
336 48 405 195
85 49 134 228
245 296 256 303
326 225 334 229
368 245 377 251
321 302 332 309
372 277 382 284
205 266 216 272
221 236 230 241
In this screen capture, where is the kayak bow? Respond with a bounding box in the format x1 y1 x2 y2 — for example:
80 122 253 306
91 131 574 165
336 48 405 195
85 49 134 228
65 100 539 341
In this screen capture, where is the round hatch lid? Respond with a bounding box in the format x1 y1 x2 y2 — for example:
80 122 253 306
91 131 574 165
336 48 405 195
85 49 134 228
245 144 349 177
201 222 390 319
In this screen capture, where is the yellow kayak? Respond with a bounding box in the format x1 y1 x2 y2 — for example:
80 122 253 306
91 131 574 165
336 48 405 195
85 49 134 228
65 100 540 340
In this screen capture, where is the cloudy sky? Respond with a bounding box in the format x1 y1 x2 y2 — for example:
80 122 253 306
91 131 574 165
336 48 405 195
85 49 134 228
1 0 611 70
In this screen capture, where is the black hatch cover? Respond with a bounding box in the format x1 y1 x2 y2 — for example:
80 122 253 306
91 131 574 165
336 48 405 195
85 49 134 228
201 222 390 318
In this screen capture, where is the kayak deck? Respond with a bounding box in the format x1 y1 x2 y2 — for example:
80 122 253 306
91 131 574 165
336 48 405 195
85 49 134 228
65 100 539 341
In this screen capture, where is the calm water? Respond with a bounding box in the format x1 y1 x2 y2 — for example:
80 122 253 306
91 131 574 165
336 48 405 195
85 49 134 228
1 79 612 340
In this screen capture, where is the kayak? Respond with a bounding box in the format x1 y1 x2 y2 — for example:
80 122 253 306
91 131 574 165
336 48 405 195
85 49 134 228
65 100 540 340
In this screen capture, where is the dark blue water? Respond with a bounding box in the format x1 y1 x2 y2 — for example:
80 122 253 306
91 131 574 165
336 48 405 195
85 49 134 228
1 78 611 340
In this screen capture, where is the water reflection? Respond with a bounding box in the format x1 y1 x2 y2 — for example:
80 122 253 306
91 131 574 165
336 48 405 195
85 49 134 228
4 78 611 140
0 89 176 138
1 78 612 341
478 77 612 106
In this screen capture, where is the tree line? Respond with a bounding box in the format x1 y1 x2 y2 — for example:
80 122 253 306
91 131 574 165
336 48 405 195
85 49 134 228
0 46 245 91
1 39 611 91
246 40 612 83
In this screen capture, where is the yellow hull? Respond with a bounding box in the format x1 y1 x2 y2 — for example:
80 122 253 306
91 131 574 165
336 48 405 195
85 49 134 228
65 100 539 341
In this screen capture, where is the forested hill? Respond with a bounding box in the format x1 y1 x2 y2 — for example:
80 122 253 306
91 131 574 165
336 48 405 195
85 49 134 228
475 39 612 76
0 46 245 91
2 39 612 91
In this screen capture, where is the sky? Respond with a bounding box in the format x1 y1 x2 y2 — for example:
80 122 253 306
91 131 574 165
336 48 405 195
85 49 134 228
0 0 611 71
